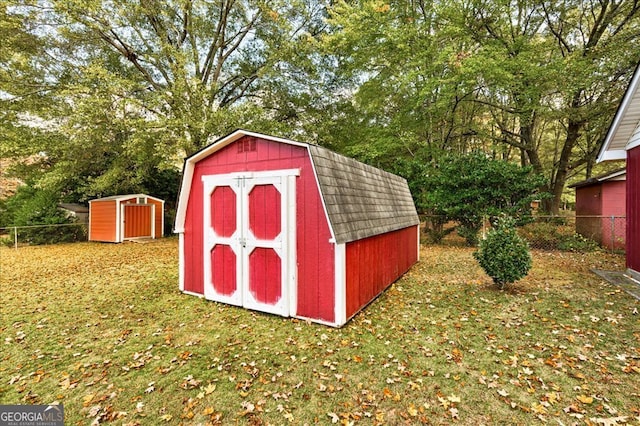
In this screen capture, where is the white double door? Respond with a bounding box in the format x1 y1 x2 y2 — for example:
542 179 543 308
202 170 297 316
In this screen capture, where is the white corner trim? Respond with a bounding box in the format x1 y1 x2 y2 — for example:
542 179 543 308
150 204 156 240
178 233 185 292
416 225 421 262
334 243 347 327
287 174 298 318
116 201 123 243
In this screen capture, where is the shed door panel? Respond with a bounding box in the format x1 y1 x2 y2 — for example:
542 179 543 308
124 204 152 238
242 177 288 315
202 173 295 317
203 177 242 306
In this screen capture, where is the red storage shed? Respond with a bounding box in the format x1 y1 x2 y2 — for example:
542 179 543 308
174 130 420 327
89 194 164 243
569 168 626 250
597 63 640 279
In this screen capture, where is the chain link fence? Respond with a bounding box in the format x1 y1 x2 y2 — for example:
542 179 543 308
0 223 88 248
1 216 626 254
422 214 626 253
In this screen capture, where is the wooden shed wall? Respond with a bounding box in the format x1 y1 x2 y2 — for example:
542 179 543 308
601 181 626 217
182 136 336 323
345 225 418 319
627 146 640 272
148 198 164 238
89 200 117 242
575 185 602 216
575 185 602 243
600 181 626 250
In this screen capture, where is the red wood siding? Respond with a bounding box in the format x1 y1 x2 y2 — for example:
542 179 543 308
345 225 418 319
575 185 602 242
124 204 152 238
183 136 335 323
628 146 640 272
89 201 117 242
148 199 164 238
601 181 626 216
575 185 602 215
600 181 626 250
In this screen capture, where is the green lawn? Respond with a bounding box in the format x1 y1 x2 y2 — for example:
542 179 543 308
1 238 638 425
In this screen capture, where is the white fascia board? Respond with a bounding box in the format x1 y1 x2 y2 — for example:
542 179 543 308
174 161 194 233
597 149 628 162
306 146 338 243
627 133 640 151
598 64 640 162
174 129 309 233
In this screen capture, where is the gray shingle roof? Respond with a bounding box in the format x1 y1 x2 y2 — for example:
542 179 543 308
308 145 419 244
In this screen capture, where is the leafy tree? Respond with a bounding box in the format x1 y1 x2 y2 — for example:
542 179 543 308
2 185 85 245
424 152 546 245
1 0 332 205
474 215 532 289
447 0 640 213
323 0 640 214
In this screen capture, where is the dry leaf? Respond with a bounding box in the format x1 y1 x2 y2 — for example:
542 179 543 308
589 416 629 426
577 395 594 404
327 412 339 423
407 404 418 417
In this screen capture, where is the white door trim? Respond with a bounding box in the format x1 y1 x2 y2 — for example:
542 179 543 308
202 169 299 317
202 175 243 306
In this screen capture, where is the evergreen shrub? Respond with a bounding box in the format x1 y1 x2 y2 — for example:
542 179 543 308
474 216 532 289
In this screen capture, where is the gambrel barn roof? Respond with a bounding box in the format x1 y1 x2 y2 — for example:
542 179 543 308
174 130 419 244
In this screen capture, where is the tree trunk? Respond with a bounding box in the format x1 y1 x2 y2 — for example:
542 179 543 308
548 116 583 215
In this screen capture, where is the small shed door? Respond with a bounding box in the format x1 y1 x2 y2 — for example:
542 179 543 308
123 204 153 239
203 171 297 317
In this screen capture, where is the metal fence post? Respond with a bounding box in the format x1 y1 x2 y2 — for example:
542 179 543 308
611 215 615 253
14 226 18 249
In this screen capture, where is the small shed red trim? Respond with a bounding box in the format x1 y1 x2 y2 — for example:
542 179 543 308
89 194 164 243
174 130 420 326
569 169 626 250
597 62 640 278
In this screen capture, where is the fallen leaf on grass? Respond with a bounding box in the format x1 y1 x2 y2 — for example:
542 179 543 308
179 375 201 389
407 404 418 417
450 407 459 419
447 394 461 403
83 393 95 407
577 395 593 404
589 416 629 426
204 383 216 394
